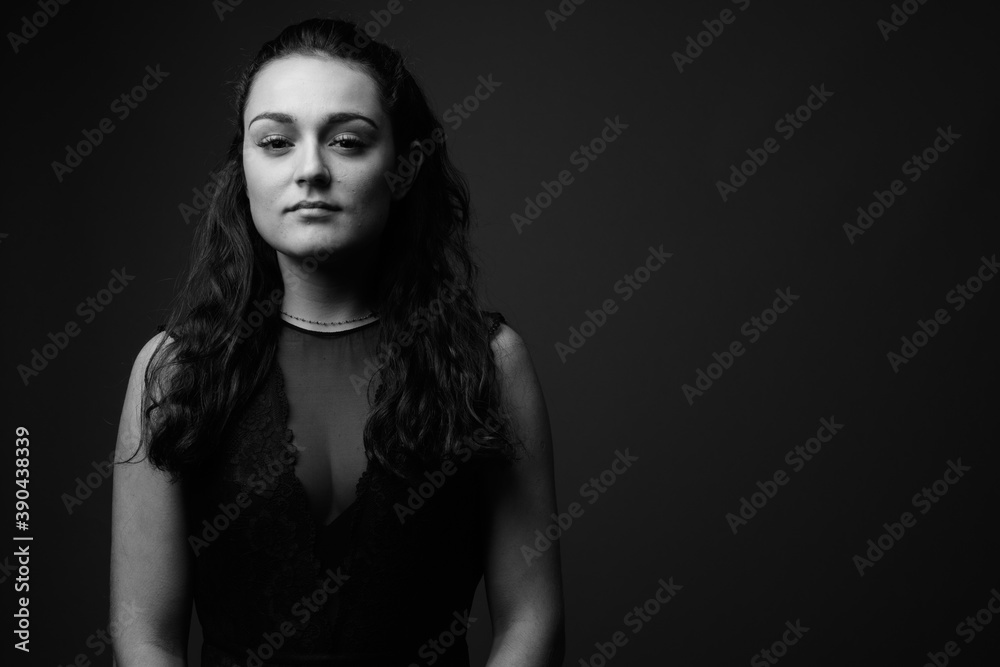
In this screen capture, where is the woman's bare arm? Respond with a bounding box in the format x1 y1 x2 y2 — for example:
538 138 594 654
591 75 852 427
482 324 566 666
110 333 192 665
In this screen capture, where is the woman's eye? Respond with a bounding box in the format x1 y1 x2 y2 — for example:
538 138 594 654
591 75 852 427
258 136 291 150
331 134 365 150
255 134 365 152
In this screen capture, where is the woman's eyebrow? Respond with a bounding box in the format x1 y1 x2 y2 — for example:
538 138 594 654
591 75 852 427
248 111 379 130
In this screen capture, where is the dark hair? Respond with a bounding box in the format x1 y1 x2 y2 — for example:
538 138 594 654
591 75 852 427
135 17 521 481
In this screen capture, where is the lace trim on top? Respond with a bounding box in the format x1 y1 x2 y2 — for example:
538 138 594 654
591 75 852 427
190 310 507 661
272 359 378 571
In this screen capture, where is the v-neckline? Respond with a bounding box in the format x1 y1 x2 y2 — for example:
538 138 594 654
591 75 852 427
271 356 374 531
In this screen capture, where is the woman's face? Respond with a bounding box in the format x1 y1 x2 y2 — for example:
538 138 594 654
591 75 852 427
242 54 398 263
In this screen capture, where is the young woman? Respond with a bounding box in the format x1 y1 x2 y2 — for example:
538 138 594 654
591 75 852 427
110 18 564 666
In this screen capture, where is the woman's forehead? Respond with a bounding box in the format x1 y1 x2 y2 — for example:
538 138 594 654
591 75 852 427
245 55 384 126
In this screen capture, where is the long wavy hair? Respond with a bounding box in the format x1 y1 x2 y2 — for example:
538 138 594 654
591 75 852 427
135 18 522 482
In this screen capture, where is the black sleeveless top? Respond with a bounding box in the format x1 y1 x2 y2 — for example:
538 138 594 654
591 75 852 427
183 311 506 666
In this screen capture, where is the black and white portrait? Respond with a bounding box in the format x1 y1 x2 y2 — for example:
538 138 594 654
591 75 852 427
4 1 999 665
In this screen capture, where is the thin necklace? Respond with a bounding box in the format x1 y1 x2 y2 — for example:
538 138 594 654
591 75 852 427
281 310 378 326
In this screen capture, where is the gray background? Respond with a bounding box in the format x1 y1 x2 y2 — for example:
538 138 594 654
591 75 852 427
3 0 999 664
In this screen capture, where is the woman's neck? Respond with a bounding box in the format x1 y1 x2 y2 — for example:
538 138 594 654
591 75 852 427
276 249 380 331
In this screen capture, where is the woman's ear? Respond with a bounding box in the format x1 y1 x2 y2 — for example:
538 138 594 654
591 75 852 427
389 140 425 201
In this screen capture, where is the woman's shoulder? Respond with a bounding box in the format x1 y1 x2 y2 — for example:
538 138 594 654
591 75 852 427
481 310 506 340
127 328 180 395
482 310 525 354
135 329 172 371
481 310 532 372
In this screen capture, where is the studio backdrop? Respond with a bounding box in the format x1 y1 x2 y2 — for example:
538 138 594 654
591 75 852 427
3 0 999 665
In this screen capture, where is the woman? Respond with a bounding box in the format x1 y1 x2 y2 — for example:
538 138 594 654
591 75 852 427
110 18 564 666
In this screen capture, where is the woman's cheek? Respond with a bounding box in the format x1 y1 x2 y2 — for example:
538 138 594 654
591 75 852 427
364 154 398 204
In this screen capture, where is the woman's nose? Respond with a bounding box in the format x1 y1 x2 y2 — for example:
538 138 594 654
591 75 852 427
295 139 331 186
